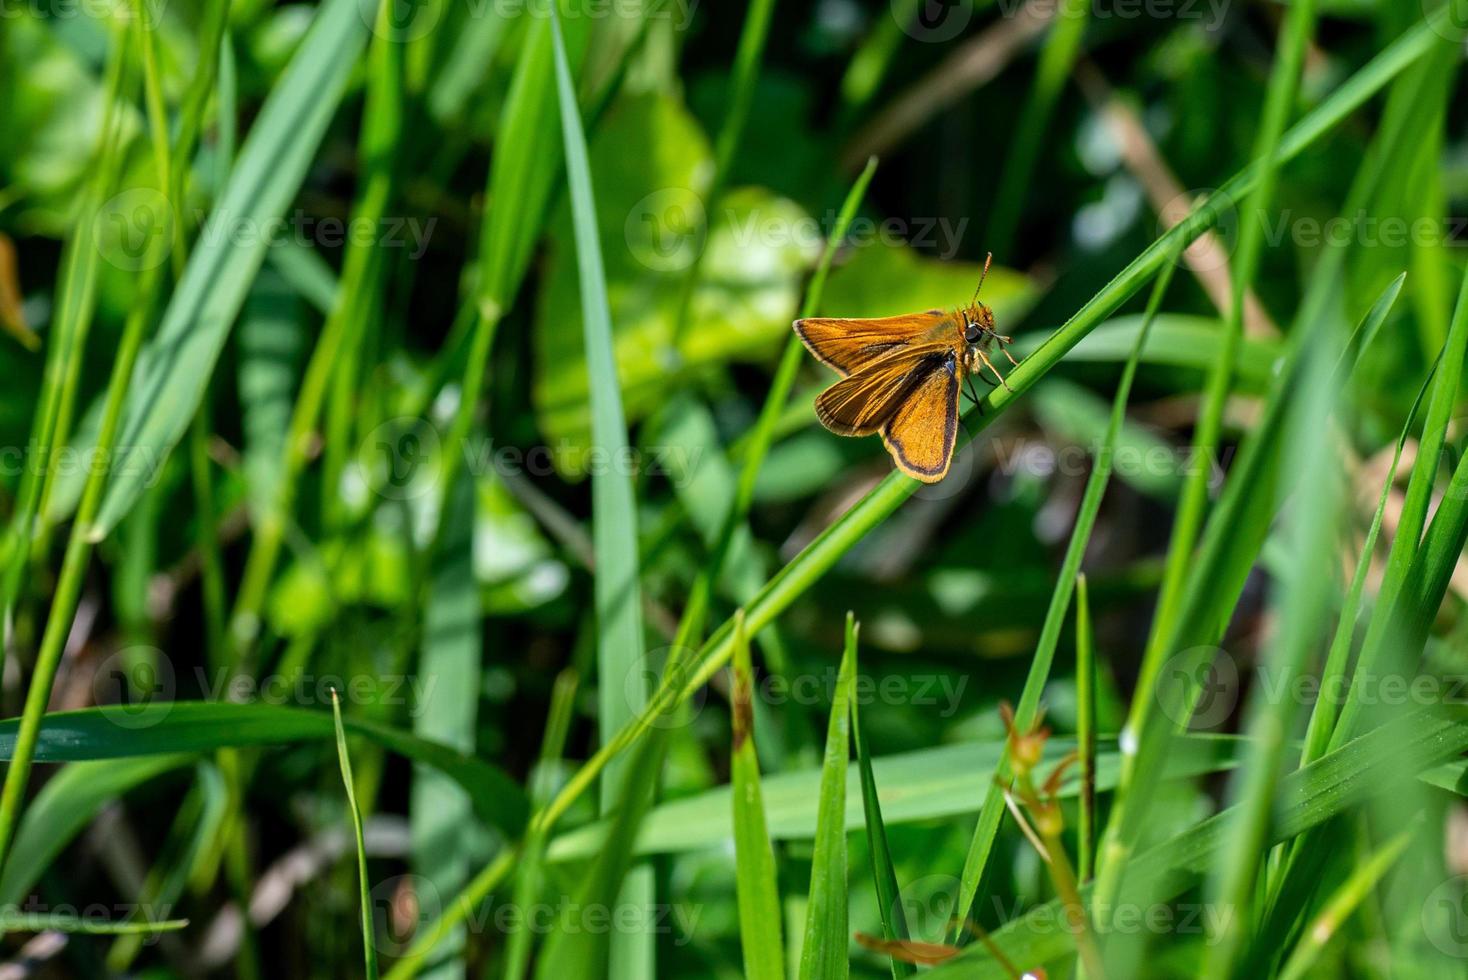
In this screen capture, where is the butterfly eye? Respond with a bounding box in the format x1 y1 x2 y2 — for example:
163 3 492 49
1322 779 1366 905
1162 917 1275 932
964 323 981 344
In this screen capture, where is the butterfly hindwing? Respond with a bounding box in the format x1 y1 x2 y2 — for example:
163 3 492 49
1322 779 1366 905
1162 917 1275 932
880 350 961 481
794 310 949 377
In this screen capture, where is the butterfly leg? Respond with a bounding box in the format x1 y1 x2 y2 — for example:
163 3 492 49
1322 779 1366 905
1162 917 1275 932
964 375 986 415
976 349 1014 393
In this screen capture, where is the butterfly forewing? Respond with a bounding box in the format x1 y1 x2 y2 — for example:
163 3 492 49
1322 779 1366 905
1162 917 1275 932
794 310 950 377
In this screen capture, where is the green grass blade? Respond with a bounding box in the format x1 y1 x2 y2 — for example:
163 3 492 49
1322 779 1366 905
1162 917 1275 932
951 248 1177 936
850 619 913 979
502 669 579 980
1076 572 1097 884
547 6 654 974
1329 263 1468 747
0 703 527 836
332 691 379 980
0 756 190 904
547 734 1244 861
732 611 786 980
799 613 857 980
1275 829 1413 980
924 705 1468 978
78 0 371 541
1200 254 1342 980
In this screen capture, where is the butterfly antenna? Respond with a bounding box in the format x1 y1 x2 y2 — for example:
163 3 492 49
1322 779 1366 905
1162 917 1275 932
971 252 993 306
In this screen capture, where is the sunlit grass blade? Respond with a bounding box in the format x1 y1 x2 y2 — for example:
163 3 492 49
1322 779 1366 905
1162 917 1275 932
850 624 913 979
731 611 786 980
799 613 857 980
1274 828 1414 980
77 0 373 541
951 247 1176 937
332 691 378 980
547 5 655 973
924 705 1468 978
1201 253 1342 979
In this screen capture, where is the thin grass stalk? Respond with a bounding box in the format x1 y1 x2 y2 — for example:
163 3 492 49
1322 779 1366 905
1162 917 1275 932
332 691 380 980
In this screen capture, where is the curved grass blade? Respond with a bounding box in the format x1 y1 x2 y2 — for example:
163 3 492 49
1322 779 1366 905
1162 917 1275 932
732 611 786 980
799 614 857 980
332 691 378 980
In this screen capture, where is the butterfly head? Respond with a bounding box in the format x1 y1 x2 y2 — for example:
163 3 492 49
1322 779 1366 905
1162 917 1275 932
960 304 998 375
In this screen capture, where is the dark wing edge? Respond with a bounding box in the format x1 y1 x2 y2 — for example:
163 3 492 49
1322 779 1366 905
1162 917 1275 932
880 357 960 483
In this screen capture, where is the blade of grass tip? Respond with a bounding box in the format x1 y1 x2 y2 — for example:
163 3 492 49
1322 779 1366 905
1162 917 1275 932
987 0 1088 255
431 22 1453 969
0 19 130 638
732 611 787 980
1076 572 1096 885
547 5 654 975
1328 264 1468 748
502 670 579 980
1274 827 1415 980
332 691 379 980
950 249 1178 939
850 625 914 979
1200 255 1343 980
1093 0 1319 924
800 613 857 980
666 0 777 352
671 157 877 652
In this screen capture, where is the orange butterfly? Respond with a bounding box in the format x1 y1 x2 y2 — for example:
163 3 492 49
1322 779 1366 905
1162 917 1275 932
793 254 1017 483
